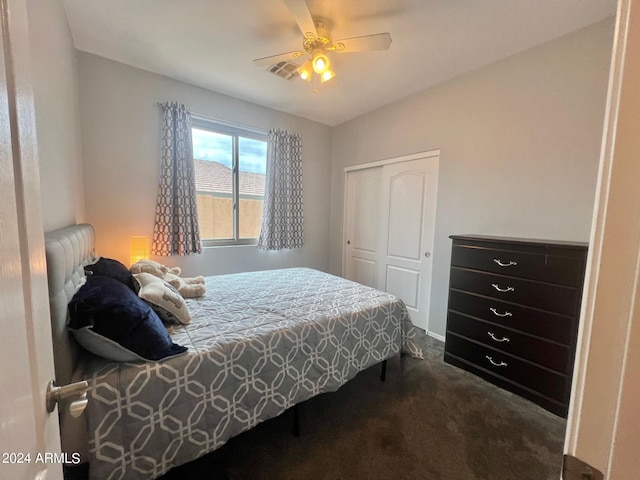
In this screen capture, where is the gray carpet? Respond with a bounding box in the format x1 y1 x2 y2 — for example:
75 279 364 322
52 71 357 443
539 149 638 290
159 336 566 480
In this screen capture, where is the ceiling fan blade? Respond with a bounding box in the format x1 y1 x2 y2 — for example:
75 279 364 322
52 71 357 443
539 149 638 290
253 51 304 67
335 33 392 53
283 0 317 37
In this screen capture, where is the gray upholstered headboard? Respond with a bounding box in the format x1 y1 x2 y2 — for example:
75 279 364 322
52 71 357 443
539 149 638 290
44 224 95 388
44 224 95 462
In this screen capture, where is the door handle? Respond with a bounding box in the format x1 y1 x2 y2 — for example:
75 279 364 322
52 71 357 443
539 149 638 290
46 380 89 418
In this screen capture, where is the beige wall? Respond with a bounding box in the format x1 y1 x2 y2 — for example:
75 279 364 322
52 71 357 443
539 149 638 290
330 19 615 338
27 0 85 232
78 53 332 276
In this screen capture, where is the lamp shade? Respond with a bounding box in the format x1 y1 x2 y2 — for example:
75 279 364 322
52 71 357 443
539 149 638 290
130 236 150 267
297 60 313 81
312 53 330 74
321 67 335 83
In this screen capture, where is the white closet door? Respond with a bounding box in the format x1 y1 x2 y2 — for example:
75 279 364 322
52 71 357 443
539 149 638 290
344 153 439 332
344 166 383 288
378 156 438 331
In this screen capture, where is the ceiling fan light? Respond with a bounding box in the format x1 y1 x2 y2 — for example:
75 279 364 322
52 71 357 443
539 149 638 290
321 68 335 83
297 60 312 81
312 53 330 74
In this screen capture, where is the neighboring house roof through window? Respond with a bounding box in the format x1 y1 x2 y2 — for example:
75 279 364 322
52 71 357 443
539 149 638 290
194 159 265 196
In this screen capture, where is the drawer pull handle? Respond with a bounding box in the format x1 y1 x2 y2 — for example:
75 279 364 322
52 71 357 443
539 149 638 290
491 283 515 293
490 307 512 317
493 259 518 267
488 332 510 343
486 356 508 367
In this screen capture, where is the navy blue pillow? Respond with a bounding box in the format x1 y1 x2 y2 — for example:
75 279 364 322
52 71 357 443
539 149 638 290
68 276 187 362
85 257 137 292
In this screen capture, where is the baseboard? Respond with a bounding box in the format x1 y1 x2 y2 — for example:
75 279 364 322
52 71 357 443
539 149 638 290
427 331 445 343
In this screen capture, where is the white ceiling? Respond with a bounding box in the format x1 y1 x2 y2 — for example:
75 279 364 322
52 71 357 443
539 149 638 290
62 0 616 126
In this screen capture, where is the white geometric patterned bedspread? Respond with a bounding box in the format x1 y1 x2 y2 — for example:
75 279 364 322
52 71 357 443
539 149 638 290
83 268 427 480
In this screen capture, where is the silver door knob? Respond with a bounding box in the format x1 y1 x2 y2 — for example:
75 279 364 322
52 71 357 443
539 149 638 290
46 380 89 418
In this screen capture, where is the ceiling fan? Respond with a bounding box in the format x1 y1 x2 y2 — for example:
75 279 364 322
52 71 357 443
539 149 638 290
253 0 392 83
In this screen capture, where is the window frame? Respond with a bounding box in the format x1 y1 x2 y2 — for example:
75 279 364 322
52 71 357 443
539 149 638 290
191 115 268 247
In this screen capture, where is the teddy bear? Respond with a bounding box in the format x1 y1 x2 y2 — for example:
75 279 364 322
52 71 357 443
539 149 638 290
130 259 206 298
164 271 206 298
130 258 170 278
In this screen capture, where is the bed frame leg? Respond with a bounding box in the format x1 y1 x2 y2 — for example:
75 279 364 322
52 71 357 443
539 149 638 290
380 359 387 382
293 404 300 437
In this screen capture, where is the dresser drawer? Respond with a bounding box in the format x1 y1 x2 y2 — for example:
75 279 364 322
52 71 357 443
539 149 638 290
446 312 572 373
450 268 579 316
451 245 585 286
448 290 576 344
445 333 569 404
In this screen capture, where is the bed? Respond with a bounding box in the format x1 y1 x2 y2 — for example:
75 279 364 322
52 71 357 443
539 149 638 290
45 224 428 480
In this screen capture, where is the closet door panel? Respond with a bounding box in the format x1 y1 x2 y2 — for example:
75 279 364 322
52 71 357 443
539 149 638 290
379 156 439 331
387 171 425 261
344 167 383 289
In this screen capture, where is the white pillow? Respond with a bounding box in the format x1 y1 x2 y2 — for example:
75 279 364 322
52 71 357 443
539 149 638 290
134 272 191 325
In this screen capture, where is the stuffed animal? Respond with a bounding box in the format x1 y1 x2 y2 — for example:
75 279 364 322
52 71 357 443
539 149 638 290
130 259 168 278
130 259 206 298
164 272 206 299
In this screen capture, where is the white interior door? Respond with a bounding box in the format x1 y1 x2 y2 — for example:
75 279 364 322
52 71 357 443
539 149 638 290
0 0 62 478
344 166 383 288
379 157 438 331
344 152 439 332
564 1 640 478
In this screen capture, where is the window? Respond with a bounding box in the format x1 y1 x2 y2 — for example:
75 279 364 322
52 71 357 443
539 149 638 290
191 117 267 246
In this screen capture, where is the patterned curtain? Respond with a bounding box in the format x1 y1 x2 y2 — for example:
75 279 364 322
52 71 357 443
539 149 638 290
257 129 304 250
151 102 202 256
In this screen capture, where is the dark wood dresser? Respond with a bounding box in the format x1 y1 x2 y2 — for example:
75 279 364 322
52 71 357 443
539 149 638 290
444 235 588 417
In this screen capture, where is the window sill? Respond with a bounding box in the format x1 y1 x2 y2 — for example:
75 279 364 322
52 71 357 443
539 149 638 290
202 240 258 248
